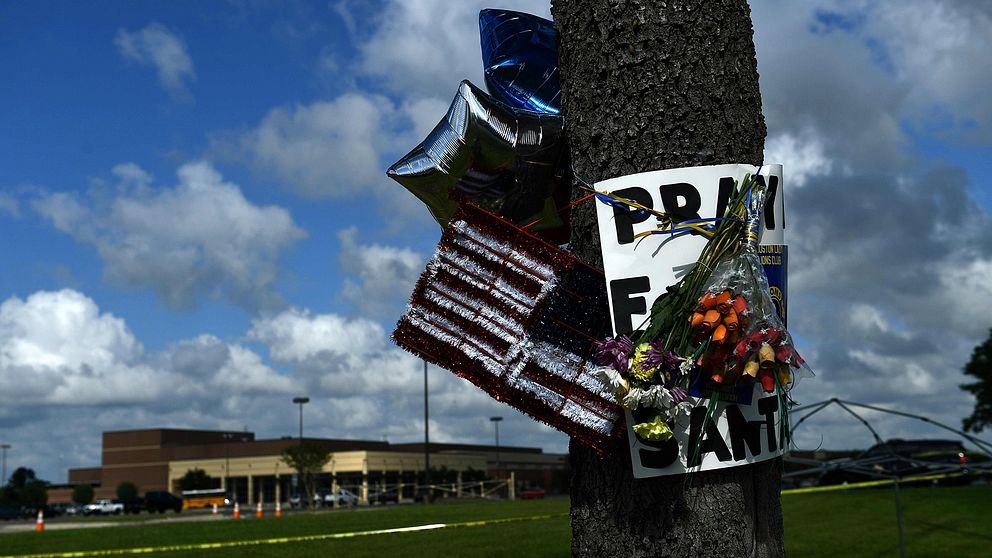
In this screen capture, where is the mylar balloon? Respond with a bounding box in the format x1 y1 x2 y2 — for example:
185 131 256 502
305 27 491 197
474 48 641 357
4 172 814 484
480 9 561 114
387 80 571 244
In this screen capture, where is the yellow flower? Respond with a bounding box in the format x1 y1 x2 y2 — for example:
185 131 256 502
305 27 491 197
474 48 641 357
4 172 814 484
633 415 673 442
629 343 657 382
616 376 629 399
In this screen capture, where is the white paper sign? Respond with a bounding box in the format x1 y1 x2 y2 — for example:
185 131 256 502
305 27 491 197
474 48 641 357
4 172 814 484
627 386 788 477
594 164 787 477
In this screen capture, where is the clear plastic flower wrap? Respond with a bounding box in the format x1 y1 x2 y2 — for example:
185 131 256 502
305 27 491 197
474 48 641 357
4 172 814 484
686 189 813 393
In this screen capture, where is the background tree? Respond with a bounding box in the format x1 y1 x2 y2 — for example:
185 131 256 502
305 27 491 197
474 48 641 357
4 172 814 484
116 481 139 500
552 1 784 556
962 328 992 432
20 480 48 507
178 468 217 491
281 443 330 509
72 484 95 506
2 467 48 507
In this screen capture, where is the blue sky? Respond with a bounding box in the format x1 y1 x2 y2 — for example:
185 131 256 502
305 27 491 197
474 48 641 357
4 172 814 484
2 0 992 483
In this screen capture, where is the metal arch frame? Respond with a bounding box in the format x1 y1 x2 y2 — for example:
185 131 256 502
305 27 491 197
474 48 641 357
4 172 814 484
785 397 992 558
791 398 992 455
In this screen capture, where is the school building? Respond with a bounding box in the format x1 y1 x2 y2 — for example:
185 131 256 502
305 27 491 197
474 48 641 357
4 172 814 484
49 428 567 504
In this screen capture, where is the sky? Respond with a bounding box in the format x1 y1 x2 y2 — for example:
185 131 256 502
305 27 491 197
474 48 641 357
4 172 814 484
1 0 991 484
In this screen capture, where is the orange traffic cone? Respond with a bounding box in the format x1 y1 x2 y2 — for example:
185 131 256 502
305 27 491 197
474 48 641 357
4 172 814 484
35 509 44 532
212 503 218 516
232 501 240 520
255 500 263 519
275 501 282 518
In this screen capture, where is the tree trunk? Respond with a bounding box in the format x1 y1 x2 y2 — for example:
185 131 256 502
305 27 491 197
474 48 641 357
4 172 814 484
552 1 784 556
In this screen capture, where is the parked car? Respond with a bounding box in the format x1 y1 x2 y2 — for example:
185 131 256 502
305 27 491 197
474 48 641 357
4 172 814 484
144 491 182 513
20 504 60 519
50 502 76 516
0 504 21 521
369 488 399 505
323 489 358 507
519 487 547 500
289 493 318 508
818 439 971 486
83 499 123 516
120 496 145 514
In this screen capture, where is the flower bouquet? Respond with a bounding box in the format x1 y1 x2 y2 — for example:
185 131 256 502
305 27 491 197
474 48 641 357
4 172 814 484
595 174 811 450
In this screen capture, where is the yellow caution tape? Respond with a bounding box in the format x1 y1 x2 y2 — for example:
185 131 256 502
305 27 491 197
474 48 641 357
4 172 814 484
781 472 969 495
2 513 567 558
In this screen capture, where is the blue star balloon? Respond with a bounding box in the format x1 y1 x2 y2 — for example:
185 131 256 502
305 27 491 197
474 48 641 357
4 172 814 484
387 80 571 244
480 9 561 115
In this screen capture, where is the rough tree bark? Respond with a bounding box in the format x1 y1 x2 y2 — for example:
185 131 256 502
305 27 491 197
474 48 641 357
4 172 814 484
551 1 784 556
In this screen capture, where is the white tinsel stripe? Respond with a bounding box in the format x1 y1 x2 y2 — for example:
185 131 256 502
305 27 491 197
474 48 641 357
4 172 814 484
575 365 613 398
456 220 557 279
507 374 566 408
559 400 616 434
523 341 613 401
454 223 557 282
423 287 524 343
526 341 613 400
433 264 533 315
404 313 504 376
421 286 524 346
438 250 540 310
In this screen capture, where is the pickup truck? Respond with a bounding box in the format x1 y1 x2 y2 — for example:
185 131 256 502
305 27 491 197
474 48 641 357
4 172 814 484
83 499 124 516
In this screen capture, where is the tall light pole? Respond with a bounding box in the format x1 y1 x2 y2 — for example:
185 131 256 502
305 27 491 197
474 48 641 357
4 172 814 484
490 416 503 478
292 397 310 443
423 360 430 485
0 444 9 487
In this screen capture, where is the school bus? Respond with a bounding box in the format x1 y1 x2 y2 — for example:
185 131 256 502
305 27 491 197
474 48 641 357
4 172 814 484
181 488 230 510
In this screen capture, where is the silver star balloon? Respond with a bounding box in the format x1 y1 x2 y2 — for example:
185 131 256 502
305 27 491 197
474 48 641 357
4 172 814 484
387 80 571 244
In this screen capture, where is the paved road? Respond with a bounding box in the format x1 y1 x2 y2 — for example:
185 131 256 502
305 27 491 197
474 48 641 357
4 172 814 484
0 512 227 534
0 505 384 534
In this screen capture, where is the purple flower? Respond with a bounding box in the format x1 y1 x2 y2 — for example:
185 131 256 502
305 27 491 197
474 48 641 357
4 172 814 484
669 387 688 404
594 335 633 371
641 339 680 373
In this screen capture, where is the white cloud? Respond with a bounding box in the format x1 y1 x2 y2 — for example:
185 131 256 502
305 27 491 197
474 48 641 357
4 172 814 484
237 93 411 198
754 0 992 167
337 228 424 320
0 193 18 217
115 23 196 101
33 161 306 312
764 129 834 188
248 307 385 364
0 292 568 483
355 0 550 100
0 290 175 405
228 91 444 227
0 289 302 479
245 306 562 449
865 2 992 137
111 163 153 189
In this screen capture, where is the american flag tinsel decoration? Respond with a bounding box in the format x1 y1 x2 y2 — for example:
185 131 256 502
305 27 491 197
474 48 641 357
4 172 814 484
392 203 622 454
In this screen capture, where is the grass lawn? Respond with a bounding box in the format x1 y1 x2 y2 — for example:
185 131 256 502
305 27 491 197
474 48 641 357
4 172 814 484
3 485 991 557
0 498 570 558
782 483 992 558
